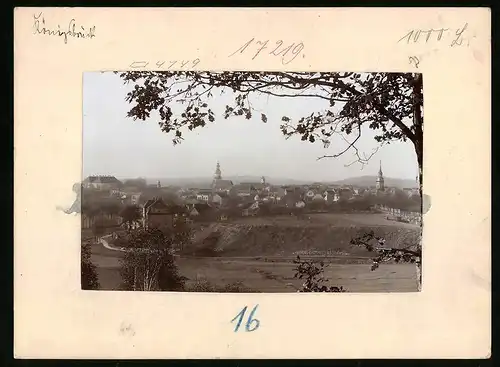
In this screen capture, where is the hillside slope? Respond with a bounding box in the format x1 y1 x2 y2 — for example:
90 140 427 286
330 176 418 189
184 222 420 258
144 175 418 189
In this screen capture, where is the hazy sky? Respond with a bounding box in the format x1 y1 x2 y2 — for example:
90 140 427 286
83 72 418 181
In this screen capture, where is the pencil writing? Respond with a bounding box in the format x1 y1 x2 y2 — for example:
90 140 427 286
129 59 201 69
398 23 471 47
32 12 96 44
408 56 420 69
229 38 305 65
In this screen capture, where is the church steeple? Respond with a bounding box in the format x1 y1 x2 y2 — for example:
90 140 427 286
214 161 222 180
376 160 385 191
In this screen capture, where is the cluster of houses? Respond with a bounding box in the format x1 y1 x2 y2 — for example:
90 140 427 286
82 162 420 231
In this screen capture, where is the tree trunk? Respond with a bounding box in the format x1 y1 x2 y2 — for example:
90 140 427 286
411 73 424 214
411 74 424 292
415 141 423 213
416 262 422 291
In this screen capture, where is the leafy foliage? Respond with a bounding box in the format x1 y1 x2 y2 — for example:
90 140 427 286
292 256 346 292
119 204 142 229
81 242 100 290
123 177 148 189
100 199 122 217
81 189 123 221
91 218 107 239
119 227 187 291
81 193 102 219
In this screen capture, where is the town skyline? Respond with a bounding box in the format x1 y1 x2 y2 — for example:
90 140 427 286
82 164 419 189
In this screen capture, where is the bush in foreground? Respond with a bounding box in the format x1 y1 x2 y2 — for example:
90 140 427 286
81 242 100 290
119 228 186 291
293 256 346 293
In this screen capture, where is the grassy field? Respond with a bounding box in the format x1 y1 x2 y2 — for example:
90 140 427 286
90 242 124 290
88 213 420 292
176 257 418 293
230 212 419 229
91 247 418 292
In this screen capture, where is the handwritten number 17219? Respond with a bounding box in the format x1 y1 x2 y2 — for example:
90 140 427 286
231 305 260 332
229 38 305 65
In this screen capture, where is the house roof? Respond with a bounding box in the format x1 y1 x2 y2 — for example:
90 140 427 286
143 197 168 209
143 197 187 214
197 188 213 194
240 182 265 190
213 179 234 190
193 203 216 213
84 175 122 184
231 184 254 193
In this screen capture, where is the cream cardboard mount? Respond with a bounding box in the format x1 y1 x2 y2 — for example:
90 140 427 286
14 7 490 359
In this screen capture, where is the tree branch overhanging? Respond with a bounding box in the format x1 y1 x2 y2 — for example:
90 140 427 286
117 71 423 173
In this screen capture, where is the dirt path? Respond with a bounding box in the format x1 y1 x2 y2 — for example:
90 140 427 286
99 235 126 252
250 266 299 291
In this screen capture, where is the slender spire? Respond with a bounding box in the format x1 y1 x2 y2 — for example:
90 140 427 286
376 160 385 191
214 161 222 180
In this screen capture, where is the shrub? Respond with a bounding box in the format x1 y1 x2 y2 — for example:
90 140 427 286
81 242 100 290
292 256 346 292
119 228 187 291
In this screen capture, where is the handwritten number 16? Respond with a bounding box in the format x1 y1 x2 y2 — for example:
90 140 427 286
231 305 260 332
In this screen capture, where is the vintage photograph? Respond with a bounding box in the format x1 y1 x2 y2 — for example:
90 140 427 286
81 71 423 293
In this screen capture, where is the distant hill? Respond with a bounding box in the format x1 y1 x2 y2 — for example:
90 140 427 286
143 175 417 189
145 176 310 187
330 176 418 189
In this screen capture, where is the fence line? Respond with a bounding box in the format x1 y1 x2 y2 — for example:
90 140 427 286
374 204 422 225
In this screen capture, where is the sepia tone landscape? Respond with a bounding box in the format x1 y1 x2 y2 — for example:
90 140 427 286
80 71 423 293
